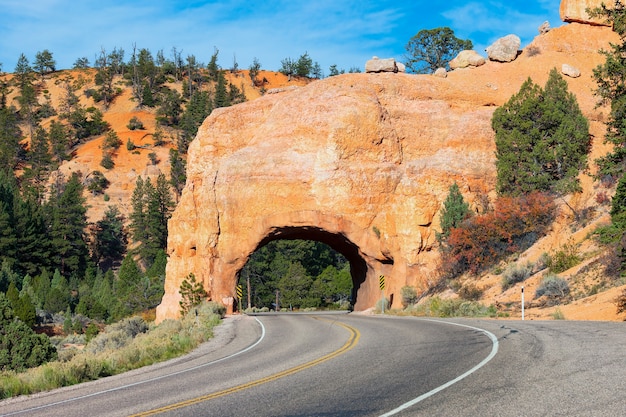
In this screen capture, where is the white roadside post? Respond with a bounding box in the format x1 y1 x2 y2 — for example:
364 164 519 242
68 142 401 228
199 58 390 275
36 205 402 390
521 286 525 320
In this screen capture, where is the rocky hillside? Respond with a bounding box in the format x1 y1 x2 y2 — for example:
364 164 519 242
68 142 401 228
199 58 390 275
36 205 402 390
160 21 626 322
4 8 626 321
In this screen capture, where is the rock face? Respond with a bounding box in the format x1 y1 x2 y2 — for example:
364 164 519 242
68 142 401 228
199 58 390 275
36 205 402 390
155 73 499 321
560 0 611 25
156 22 618 323
486 34 521 62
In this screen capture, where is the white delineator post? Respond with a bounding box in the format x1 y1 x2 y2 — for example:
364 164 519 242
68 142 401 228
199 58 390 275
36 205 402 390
521 286 525 320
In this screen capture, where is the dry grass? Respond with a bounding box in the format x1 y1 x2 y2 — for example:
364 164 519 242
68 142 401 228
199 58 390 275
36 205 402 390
0 302 224 399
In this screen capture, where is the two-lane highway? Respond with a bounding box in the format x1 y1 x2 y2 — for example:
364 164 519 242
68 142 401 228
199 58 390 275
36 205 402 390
1 313 624 416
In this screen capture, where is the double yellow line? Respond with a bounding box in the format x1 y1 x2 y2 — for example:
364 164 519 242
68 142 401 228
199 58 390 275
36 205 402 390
131 317 360 416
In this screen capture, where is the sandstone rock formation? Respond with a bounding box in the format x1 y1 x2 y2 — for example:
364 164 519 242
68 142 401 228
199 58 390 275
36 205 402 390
560 0 611 25
156 21 619 323
365 57 400 73
449 50 486 69
486 34 521 62
562 63 581 77
156 72 500 321
434 67 447 78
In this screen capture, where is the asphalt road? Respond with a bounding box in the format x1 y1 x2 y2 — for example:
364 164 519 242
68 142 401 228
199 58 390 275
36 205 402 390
1 314 624 416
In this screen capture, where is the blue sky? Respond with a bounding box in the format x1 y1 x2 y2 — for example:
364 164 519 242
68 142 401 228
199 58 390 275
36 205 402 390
0 1 562 75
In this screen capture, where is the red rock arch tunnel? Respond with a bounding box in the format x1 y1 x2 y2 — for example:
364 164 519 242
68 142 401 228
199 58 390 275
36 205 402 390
156 209 402 322
154 72 497 323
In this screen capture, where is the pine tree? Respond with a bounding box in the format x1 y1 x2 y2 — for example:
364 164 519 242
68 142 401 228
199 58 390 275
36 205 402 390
492 69 590 196
214 71 230 108
0 172 18 268
169 148 186 196
48 119 70 162
0 106 23 174
24 125 53 191
130 176 148 251
179 273 207 315
92 205 127 269
437 182 471 241
114 254 142 318
590 1 626 180
48 173 89 278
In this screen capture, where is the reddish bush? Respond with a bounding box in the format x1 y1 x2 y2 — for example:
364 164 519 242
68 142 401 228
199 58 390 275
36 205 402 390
596 191 610 205
443 192 555 276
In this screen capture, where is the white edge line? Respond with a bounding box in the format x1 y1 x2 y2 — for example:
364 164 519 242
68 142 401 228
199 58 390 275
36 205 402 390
378 319 499 417
1 318 266 417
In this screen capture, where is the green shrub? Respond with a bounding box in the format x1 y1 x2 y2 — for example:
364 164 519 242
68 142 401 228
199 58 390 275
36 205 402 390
502 262 533 290
375 297 390 313
400 286 418 307
100 153 114 169
535 274 570 300
406 297 496 318
458 282 483 301
0 302 223 399
127 116 145 130
551 308 565 320
547 242 580 273
616 289 626 314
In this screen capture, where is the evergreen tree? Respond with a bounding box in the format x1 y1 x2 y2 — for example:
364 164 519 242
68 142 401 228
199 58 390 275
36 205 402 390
24 125 53 191
0 172 18 269
0 293 57 371
114 254 142 318
0 105 24 174
92 205 127 269
590 1 626 180
130 176 148 251
178 90 212 153
14 193 51 275
492 69 590 196
207 47 219 81
277 262 312 309
94 48 116 108
179 273 207 315
404 27 473 73
437 182 471 241
48 173 89 278
169 148 186 196
32 269 51 309
14 292 36 328
14 53 33 87
249 57 261 86
214 71 230 108
295 52 313 77
156 88 182 126
33 49 56 78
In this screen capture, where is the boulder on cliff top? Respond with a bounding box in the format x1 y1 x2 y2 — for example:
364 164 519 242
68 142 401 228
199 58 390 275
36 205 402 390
560 0 611 25
449 50 486 69
486 34 521 62
365 57 400 73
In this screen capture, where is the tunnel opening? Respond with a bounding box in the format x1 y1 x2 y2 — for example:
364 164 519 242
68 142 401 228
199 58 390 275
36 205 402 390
237 226 367 311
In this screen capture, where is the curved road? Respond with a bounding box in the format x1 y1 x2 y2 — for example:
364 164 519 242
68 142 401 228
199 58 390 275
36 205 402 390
1 314 624 416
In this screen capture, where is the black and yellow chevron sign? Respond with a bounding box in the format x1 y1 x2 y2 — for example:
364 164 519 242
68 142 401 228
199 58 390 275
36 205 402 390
236 284 243 299
379 275 385 290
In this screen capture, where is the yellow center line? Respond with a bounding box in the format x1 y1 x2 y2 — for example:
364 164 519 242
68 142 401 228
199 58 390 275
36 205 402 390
130 316 360 417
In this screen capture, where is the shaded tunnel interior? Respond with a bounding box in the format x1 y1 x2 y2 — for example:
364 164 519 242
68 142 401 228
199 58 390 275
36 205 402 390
244 226 368 308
